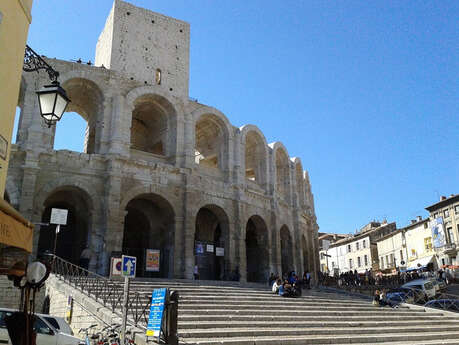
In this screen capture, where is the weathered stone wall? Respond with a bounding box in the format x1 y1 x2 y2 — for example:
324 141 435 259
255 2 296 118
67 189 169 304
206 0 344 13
0 275 46 311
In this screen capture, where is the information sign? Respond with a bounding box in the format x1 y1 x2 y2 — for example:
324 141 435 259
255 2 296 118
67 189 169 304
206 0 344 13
206 244 214 253
50 208 68 225
121 255 136 277
110 257 122 276
146 288 167 339
216 247 224 256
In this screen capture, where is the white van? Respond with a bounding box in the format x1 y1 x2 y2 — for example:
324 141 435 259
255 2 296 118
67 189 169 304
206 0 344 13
0 308 83 345
402 279 436 299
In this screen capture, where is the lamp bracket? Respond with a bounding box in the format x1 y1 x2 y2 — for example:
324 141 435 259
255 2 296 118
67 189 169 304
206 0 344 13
23 45 59 82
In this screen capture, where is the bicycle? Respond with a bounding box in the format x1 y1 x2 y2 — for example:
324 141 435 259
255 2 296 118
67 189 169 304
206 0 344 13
79 324 98 345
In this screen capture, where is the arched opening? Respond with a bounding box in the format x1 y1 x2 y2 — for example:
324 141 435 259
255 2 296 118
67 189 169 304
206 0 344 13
122 194 175 278
245 131 267 186
245 215 269 282
280 225 293 277
56 78 103 153
195 115 226 169
275 149 290 200
194 205 229 280
130 94 174 156
296 163 306 207
302 235 308 273
37 186 92 265
11 106 21 144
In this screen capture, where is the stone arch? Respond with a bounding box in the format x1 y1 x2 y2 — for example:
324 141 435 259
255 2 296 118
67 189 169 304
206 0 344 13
292 157 306 207
240 125 269 188
245 215 270 282
270 142 291 202
122 192 176 278
58 76 105 153
193 107 233 171
194 203 231 280
280 225 294 277
37 185 94 265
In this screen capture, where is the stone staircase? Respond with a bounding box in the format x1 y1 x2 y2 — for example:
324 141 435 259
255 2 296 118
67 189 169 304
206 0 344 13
115 280 459 345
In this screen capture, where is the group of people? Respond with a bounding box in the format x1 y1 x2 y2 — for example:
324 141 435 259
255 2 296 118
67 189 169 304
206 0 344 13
269 271 312 298
372 289 398 308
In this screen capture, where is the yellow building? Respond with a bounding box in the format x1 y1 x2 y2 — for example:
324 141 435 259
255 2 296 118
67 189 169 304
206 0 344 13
0 0 34 275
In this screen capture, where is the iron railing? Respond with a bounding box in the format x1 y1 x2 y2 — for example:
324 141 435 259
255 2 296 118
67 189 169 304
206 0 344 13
50 255 152 329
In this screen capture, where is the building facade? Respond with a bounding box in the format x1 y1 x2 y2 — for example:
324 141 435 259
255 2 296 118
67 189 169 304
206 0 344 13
426 195 459 266
6 0 319 282
318 232 348 273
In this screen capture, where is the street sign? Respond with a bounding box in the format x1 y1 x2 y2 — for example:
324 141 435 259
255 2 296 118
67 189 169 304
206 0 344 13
50 208 68 225
121 255 136 278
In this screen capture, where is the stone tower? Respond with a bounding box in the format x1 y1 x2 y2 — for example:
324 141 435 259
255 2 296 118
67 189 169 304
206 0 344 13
95 0 190 99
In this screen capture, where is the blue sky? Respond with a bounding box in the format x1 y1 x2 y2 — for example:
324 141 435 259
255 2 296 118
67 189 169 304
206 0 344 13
16 1 458 234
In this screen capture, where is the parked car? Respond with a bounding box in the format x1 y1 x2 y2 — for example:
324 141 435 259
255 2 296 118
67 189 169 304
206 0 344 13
387 287 416 304
0 308 83 345
402 279 436 300
39 314 74 336
431 278 447 292
424 299 459 313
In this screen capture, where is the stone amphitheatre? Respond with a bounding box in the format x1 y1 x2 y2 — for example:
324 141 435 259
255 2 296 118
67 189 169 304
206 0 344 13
6 0 319 282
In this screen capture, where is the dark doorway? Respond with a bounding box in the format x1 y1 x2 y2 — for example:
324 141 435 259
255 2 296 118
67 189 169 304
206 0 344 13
195 206 229 280
280 225 293 277
245 216 269 282
37 187 91 265
122 194 175 278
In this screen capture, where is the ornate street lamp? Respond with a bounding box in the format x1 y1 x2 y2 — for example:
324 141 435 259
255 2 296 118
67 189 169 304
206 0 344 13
23 45 70 127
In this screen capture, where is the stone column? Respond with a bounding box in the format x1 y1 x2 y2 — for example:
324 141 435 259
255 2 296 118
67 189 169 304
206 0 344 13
182 176 195 279
173 215 184 278
108 94 129 156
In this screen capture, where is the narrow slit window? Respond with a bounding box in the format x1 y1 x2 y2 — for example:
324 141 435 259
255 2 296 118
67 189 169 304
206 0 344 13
155 69 161 85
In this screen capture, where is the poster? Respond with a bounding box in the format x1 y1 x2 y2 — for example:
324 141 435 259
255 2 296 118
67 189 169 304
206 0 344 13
216 247 224 256
431 217 445 248
196 243 204 254
206 244 214 253
146 288 167 339
146 249 160 272
110 257 122 276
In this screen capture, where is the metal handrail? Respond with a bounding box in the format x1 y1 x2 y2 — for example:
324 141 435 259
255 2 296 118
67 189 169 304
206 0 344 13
50 255 152 329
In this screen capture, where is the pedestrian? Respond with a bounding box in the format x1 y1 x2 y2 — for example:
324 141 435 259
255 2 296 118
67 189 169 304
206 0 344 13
193 264 199 280
79 245 92 270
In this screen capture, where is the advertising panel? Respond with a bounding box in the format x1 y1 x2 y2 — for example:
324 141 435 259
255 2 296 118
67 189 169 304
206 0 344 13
146 249 160 272
431 217 445 248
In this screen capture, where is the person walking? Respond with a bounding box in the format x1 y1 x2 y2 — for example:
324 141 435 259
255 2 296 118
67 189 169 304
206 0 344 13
193 264 199 280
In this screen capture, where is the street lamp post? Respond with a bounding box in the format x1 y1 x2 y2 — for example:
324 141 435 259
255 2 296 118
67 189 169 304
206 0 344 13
23 45 70 127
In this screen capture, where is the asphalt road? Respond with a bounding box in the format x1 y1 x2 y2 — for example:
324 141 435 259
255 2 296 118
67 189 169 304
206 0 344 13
445 283 459 297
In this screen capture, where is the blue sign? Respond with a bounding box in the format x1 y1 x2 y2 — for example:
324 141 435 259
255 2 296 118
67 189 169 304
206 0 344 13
146 288 167 339
121 255 136 277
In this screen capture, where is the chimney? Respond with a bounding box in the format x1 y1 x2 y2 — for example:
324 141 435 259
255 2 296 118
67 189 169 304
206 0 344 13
416 216 422 222
441 196 447 201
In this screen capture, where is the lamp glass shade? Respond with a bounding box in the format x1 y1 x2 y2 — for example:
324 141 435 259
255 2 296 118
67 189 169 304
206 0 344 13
36 82 70 126
38 92 57 116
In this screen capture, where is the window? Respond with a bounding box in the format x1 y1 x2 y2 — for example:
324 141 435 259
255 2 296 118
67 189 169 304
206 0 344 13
155 68 161 84
332 261 335 268
380 257 384 268
444 209 450 218
411 249 416 256
386 255 389 266
400 250 403 261
390 253 394 266
364 255 368 266
347 244 351 253
349 258 353 269
447 227 454 244
455 205 459 214
424 237 433 251
424 222 428 229
356 242 359 251
434 212 439 219
357 256 361 267
362 240 366 248
320 253 324 260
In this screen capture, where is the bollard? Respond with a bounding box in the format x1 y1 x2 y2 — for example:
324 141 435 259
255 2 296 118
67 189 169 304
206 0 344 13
165 290 179 345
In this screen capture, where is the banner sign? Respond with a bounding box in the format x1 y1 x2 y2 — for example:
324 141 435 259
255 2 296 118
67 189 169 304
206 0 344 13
216 247 224 256
110 257 122 276
431 217 445 248
206 244 214 253
146 288 167 339
146 249 160 272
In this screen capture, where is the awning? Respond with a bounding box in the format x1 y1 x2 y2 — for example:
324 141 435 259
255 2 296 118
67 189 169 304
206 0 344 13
407 255 434 270
0 198 33 252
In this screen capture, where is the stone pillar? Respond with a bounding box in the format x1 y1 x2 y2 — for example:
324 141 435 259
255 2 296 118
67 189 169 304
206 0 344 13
181 114 195 168
108 94 129 156
96 95 113 154
173 216 184 278
270 208 282 276
292 210 302 274
182 176 195 279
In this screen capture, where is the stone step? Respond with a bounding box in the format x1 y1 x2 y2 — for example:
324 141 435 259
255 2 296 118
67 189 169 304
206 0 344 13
178 303 401 311
178 319 459 330
180 331 459 345
178 314 458 322
179 295 370 304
